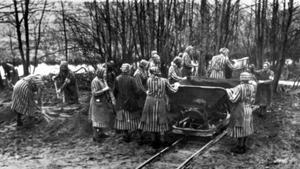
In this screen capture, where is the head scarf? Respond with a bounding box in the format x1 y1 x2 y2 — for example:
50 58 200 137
152 54 161 64
60 60 69 71
240 72 252 81
120 63 131 73
95 66 106 78
24 74 45 89
219 47 229 55
263 61 271 68
173 57 182 67
149 66 161 76
151 50 158 57
139 59 149 69
185 46 194 53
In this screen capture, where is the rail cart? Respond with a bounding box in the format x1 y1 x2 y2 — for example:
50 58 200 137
168 77 240 137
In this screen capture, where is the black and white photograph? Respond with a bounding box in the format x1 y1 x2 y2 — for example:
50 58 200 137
0 0 299 168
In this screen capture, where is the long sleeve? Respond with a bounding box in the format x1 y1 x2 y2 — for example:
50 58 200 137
226 85 242 103
268 70 274 80
91 78 109 96
225 57 237 70
183 53 193 68
168 65 184 82
165 79 178 93
134 72 146 93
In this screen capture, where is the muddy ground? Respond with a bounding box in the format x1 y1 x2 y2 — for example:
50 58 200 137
0 86 299 169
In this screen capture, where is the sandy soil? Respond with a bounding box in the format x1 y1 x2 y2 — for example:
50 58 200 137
0 87 299 169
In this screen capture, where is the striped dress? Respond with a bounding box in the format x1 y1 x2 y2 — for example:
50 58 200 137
208 54 235 79
139 76 178 134
168 63 184 84
226 82 257 138
89 77 115 128
114 74 140 131
133 68 148 110
133 68 148 93
11 76 43 116
182 52 193 77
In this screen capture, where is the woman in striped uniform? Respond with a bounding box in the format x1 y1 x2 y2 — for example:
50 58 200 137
182 46 194 77
168 57 187 84
114 63 140 142
226 72 257 154
52 61 79 104
89 66 116 142
11 74 44 127
133 59 149 107
139 66 179 148
252 61 274 115
207 48 237 79
133 60 149 144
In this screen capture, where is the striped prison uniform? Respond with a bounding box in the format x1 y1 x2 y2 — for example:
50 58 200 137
168 63 184 84
11 75 44 116
114 73 140 131
89 77 115 128
133 68 147 93
208 54 235 79
226 82 257 138
139 76 178 134
114 110 140 131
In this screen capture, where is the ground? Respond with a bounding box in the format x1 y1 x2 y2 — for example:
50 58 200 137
0 86 299 169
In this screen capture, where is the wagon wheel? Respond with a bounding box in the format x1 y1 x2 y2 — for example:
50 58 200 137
180 108 209 130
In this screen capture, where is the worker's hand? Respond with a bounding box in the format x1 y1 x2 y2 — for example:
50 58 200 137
182 77 187 80
173 82 180 90
103 86 110 92
52 76 56 81
65 78 70 84
57 89 61 94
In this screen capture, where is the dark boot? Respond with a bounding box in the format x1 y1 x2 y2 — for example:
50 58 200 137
16 113 23 127
122 130 131 143
160 133 171 147
93 128 108 142
137 130 145 145
151 133 161 149
231 138 243 154
241 137 248 153
258 106 266 118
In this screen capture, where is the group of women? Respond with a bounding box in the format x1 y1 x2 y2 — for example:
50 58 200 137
10 46 274 153
89 60 180 148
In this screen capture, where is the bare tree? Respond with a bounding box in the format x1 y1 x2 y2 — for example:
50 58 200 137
273 0 294 91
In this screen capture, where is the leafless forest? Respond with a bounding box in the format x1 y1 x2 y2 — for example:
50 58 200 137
0 0 299 88
0 1 300 168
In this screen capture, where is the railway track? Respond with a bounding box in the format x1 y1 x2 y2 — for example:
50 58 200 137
135 130 227 169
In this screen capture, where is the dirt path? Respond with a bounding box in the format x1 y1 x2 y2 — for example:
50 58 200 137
0 89 299 169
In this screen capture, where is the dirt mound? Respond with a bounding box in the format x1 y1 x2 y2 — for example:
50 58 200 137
42 105 92 142
0 104 16 123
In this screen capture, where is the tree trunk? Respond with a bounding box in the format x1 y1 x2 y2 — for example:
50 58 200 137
61 0 68 61
33 0 47 74
13 0 27 76
199 0 208 76
270 0 279 65
273 0 294 92
24 0 30 75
